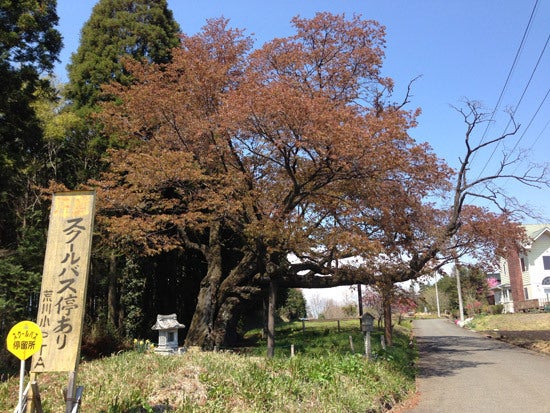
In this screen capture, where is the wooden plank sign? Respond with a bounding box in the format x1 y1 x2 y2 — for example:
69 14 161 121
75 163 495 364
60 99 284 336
31 191 96 373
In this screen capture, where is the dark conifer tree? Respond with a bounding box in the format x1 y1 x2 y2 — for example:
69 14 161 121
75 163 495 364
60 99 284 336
61 0 181 185
62 0 182 340
0 0 62 248
0 0 62 375
66 0 181 110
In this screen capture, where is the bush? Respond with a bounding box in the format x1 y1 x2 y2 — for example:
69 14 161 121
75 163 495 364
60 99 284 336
278 288 307 321
488 304 504 315
81 320 128 360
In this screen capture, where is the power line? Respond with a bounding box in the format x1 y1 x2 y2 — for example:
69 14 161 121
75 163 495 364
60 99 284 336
468 0 547 213
529 118 550 148
478 87 549 196
505 33 549 127
510 86 550 153
476 33 549 177
474 0 539 152
502 89 549 187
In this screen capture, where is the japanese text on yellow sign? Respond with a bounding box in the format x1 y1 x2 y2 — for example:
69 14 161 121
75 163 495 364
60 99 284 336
6 321 43 360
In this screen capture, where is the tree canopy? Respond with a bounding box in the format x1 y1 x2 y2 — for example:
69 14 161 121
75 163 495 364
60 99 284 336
0 0 62 248
58 0 183 198
0 5 535 357
92 13 469 347
66 0 181 110
0 0 62 373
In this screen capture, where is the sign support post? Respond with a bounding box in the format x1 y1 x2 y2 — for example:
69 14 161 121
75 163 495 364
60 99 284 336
65 371 76 413
17 359 25 412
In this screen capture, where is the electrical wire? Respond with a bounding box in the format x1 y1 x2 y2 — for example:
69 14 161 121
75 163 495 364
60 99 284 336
511 86 550 153
477 33 549 177
467 0 548 214
529 118 550 148
476 0 539 144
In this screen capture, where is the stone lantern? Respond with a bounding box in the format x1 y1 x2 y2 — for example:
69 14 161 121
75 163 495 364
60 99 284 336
151 313 185 354
360 312 375 333
360 312 375 360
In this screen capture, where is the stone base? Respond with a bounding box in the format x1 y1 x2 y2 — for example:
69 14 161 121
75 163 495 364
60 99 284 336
155 346 186 355
155 346 177 355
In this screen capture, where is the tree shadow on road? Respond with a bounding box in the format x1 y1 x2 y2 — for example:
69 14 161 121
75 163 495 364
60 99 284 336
415 335 512 378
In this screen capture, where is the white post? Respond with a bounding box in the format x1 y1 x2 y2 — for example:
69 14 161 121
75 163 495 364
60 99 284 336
17 360 25 413
364 331 371 360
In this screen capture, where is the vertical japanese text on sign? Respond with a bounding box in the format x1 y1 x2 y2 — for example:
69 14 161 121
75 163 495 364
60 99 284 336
32 191 95 373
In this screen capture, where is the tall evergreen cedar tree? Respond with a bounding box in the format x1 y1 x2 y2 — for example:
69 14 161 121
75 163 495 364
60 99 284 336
93 13 525 349
0 0 62 374
61 0 180 190
66 0 181 110
57 0 182 341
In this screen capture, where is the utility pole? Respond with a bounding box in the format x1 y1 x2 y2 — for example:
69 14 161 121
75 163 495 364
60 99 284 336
435 274 441 318
455 261 465 323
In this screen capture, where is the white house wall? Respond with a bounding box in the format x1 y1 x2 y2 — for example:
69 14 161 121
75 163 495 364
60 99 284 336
496 225 550 311
499 257 510 285
521 254 531 287
526 230 550 300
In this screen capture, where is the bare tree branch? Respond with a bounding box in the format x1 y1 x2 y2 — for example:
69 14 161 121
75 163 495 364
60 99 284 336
450 100 549 220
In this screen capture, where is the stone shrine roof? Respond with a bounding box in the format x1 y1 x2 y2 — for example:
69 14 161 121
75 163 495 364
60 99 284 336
151 313 185 330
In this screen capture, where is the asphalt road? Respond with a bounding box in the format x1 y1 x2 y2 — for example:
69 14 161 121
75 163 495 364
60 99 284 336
405 318 550 413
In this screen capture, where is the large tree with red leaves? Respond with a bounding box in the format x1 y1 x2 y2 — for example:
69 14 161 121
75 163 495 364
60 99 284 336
91 13 533 349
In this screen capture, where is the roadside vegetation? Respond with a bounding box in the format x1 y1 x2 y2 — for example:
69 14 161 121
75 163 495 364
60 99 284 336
0 320 416 412
467 312 550 355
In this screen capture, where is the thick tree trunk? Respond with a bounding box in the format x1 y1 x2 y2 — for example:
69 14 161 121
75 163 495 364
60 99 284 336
212 296 242 347
107 252 119 329
383 292 393 347
190 282 261 349
184 263 224 347
184 221 263 349
184 225 223 349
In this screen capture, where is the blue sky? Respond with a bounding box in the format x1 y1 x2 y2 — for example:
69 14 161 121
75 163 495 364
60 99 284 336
55 0 549 222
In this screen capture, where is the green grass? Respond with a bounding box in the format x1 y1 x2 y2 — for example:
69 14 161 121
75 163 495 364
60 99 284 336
0 320 417 412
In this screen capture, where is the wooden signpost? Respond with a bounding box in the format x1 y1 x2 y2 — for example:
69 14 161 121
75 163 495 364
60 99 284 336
27 191 96 413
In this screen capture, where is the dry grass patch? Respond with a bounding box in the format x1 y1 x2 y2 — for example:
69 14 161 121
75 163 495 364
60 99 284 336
469 313 550 355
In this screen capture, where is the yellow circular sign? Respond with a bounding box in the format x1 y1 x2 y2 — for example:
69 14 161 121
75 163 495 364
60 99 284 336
6 321 43 360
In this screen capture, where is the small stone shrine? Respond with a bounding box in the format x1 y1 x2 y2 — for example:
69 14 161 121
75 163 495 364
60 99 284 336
151 313 185 354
